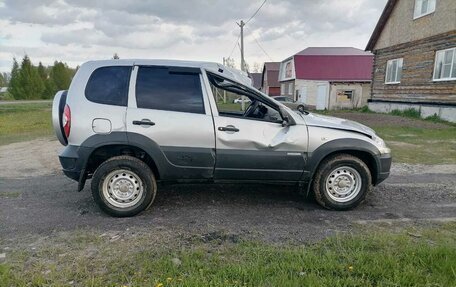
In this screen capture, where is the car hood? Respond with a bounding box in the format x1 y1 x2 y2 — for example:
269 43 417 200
303 113 375 137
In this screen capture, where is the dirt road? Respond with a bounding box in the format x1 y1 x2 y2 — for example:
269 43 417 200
1 139 455 244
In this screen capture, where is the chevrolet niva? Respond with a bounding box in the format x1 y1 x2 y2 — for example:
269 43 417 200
52 59 391 217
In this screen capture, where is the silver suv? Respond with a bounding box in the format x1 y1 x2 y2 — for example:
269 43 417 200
52 59 391 217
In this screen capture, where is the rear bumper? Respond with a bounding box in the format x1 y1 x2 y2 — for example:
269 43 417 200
59 145 92 182
374 153 392 185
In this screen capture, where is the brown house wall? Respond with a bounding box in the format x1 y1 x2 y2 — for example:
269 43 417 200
372 30 456 104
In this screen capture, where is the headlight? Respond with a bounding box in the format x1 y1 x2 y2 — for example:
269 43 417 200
372 135 391 154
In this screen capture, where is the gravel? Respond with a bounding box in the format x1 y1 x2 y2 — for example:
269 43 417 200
0 139 455 245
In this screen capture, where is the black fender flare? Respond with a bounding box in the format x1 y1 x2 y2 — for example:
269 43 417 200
303 138 381 194
80 132 168 174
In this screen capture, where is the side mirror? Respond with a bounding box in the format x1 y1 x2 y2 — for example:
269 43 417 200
282 116 290 127
279 107 296 127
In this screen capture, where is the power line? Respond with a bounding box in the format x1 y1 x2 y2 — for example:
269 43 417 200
252 35 274 62
228 32 241 59
245 0 267 24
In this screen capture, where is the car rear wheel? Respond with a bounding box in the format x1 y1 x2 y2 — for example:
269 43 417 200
91 156 156 217
312 154 371 210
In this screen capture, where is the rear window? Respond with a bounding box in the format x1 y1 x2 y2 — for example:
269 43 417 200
136 66 204 114
85 66 131 106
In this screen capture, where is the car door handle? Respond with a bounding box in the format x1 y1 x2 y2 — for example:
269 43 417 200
218 126 239 132
133 120 155 126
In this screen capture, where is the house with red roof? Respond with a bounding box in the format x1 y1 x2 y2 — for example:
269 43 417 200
249 72 262 90
260 62 280 96
278 47 373 110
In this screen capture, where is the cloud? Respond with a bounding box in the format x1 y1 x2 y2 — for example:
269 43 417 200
0 0 388 72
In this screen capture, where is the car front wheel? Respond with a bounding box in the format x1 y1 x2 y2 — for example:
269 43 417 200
312 154 372 210
91 155 157 217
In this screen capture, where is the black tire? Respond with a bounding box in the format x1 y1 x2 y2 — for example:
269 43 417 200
91 155 157 217
312 154 371 211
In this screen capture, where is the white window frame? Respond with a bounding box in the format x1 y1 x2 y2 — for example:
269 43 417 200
288 83 293 96
281 83 285 95
385 58 403 84
413 0 436 20
433 47 456 82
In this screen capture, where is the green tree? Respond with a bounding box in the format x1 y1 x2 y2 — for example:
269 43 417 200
0 73 5 86
18 55 44 99
8 58 23 99
50 61 72 91
42 77 57 99
37 62 47 81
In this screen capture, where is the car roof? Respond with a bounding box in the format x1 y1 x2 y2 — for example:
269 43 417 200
81 59 252 87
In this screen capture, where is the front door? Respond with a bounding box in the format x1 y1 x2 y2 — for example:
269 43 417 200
298 86 307 103
126 65 215 180
205 72 307 181
316 84 327 110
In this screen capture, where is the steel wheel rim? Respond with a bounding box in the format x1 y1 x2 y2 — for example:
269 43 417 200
325 166 362 203
102 169 144 208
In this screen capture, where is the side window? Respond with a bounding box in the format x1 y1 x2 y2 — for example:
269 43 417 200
136 66 204 114
208 73 282 123
433 48 456 81
414 0 436 19
85 66 131 106
385 58 403 84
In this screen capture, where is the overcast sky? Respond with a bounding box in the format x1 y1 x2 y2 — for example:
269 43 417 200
0 0 387 73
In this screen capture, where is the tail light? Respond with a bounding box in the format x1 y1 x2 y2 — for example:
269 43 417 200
63 104 71 138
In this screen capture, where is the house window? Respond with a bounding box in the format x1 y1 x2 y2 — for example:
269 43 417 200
281 83 286 95
433 48 456 81
385 58 403 84
413 0 436 19
336 90 354 102
288 83 293 96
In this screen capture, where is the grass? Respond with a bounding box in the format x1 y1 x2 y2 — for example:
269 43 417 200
390 108 421 118
321 108 456 164
0 102 53 145
1 102 455 164
0 191 22 198
374 126 456 164
0 224 455 286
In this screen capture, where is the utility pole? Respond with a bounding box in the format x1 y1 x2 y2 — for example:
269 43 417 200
222 57 227 103
237 20 246 111
238 20 245 72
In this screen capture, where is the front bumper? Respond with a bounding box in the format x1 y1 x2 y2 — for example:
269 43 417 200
374 153 392 185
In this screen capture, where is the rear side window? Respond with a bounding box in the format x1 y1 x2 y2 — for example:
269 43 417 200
85 66 131 106
136 66 204 114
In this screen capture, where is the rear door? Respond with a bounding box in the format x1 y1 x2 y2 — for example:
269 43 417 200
126 65 215 180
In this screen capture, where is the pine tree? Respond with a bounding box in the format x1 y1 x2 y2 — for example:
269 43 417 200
0 73 5 86
37 62 47 81
8 58 23 99
50 61 71 91
19 55 44 99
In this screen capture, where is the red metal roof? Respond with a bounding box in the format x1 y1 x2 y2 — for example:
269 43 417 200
261 62 280 90
296 47 373 56
264 62 280 71
293 47 373 81
249 73 262 89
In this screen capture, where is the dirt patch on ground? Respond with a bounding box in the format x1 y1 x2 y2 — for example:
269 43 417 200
0 138 62 178
0 138 455 245
329 112 450 129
